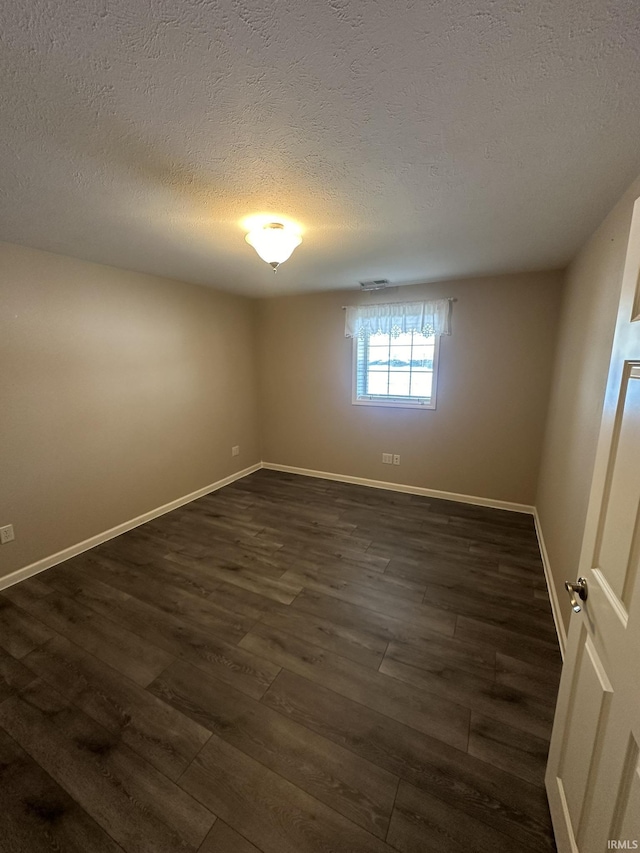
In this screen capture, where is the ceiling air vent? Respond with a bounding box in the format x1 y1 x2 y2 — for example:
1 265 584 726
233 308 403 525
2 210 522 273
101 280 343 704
359 279 389 291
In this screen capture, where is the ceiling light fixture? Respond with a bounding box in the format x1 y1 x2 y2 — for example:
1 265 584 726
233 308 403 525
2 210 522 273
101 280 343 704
245 222 302 272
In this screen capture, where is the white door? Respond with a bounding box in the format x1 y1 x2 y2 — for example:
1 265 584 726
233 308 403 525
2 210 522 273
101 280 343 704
546 197 640 853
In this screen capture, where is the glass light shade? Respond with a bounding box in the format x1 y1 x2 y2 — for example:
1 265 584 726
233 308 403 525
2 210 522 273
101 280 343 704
245 222 302 270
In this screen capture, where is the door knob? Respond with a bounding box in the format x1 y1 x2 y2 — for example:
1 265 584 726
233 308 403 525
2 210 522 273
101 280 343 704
565 577 588 613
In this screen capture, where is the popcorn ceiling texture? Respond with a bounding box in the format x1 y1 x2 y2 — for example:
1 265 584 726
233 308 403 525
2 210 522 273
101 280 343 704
0 0 639 295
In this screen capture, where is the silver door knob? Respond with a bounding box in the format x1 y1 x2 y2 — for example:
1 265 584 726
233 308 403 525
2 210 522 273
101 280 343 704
565 577 588 613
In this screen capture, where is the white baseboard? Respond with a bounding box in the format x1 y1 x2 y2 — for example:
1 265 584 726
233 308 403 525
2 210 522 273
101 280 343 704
2 459 567 661
533 508 567 659
262 462 535 514
0 463 262 592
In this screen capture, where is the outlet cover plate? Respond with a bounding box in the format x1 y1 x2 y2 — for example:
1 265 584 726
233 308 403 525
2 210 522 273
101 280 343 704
0 524 15 544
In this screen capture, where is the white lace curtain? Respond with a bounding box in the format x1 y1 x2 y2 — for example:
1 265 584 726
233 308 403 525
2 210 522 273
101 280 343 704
344 299 451 338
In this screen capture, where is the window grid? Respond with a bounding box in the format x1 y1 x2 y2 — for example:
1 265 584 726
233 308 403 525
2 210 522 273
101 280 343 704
354 330 438 409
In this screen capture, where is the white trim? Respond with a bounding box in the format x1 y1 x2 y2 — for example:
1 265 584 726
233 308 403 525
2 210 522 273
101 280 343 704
0 463 262 592
533 507 568 659
262 462 534 514
351 398 436 410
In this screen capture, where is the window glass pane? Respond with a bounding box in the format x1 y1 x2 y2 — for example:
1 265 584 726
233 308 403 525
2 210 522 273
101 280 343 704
411 357 434 370
412 345 434 366
367 372 389 395
411 343 432 358
410 372 433 398
388 372 411 396
389 345 412 370
367 346 390 367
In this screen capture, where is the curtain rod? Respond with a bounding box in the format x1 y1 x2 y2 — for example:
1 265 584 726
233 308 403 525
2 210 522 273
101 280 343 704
341 297 457 309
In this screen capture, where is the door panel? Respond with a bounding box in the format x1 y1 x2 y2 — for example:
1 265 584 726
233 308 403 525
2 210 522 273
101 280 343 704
612 737 640 845
554 633 613 847
579 700 640 853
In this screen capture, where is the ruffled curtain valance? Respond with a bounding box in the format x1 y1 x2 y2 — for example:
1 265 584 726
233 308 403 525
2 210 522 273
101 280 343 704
344 299 451 339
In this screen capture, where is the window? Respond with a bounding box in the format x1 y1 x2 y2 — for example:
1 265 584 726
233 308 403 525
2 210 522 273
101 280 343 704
344 299 450 410
353 330 439 408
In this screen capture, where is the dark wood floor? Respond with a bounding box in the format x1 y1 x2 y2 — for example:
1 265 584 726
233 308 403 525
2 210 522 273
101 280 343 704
0 469 561 853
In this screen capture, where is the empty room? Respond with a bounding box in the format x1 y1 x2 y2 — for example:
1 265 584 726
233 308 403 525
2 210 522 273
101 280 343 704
1 1 640 851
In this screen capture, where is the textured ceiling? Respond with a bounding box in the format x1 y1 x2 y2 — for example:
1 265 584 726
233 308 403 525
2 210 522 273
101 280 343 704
1 0 640 296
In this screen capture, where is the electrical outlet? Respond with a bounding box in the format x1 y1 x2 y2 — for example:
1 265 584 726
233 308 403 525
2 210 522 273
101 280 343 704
0 524 15 545
382 453 393 464
231 445 240 457
393 454 401 465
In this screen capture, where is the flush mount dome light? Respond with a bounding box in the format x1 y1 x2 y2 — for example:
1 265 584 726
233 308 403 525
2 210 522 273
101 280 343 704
245 222 302 271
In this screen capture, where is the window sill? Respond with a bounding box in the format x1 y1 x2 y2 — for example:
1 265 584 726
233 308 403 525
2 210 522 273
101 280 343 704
352 397 436 410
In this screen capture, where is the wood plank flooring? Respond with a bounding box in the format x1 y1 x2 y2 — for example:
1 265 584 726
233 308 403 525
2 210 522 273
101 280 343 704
0 469 561 852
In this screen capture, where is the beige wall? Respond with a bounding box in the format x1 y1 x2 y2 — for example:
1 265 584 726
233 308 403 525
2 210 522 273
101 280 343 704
536 173 640 637
0 242 260 580
257 272 563 505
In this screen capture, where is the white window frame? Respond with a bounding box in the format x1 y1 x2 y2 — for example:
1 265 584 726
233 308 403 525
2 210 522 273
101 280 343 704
351 332 440 410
